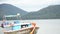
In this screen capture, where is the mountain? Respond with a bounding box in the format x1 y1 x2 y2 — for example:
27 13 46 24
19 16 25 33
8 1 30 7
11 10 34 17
0 4 28 20
0 4 60 20
21 5 60 19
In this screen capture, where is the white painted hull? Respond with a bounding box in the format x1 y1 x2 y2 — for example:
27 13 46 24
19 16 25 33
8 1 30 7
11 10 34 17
4 27 39 34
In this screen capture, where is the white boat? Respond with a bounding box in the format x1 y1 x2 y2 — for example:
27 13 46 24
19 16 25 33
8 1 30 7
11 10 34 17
3 22 39 34
1 14 39 34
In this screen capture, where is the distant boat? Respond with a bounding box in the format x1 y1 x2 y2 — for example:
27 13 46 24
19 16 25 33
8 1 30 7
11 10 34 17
1 14 39 34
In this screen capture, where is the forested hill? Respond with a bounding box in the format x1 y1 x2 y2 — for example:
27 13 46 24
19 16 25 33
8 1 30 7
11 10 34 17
0 4 28 20
21 5 60 19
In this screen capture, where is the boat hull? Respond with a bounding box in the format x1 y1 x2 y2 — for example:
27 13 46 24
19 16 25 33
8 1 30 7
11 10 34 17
4 27 39 34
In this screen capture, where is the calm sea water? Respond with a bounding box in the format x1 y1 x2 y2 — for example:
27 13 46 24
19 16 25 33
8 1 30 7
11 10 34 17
0 19 60 34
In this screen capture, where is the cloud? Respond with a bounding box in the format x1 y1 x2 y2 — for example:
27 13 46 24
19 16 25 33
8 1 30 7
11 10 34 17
0 0 4 1
0 0 8 2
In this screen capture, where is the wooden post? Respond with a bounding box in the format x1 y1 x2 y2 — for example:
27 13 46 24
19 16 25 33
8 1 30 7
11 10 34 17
30 23 36 34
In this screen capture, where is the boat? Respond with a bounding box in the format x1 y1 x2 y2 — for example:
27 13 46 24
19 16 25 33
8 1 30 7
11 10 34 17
1 13 39 34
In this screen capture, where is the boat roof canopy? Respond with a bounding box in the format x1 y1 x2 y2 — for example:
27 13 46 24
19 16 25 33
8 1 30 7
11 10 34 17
3 15 21 20
4 13 20 17
5 15 18 17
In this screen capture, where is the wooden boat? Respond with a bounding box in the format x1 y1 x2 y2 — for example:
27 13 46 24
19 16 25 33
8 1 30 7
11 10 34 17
4 25 39 34
1 14 39 34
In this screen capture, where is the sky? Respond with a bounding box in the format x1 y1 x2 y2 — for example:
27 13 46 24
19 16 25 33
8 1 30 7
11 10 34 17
0 0 60 12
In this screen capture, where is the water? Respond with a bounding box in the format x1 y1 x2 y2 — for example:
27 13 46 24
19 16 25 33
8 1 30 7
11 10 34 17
0 19 60 34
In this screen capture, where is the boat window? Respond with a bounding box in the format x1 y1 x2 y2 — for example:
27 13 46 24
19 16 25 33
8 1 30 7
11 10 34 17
21 24 28 28
14 20 20 24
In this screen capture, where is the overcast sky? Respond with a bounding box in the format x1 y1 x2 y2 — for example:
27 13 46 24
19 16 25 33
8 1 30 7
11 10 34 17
0 0 60 12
